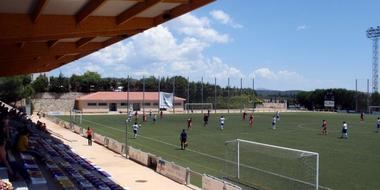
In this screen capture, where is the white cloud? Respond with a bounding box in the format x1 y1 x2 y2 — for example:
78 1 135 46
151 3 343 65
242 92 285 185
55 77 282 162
251 68 303 81
296 25 308 31
170 13 230 43
58 15 241 81
210 10 242 29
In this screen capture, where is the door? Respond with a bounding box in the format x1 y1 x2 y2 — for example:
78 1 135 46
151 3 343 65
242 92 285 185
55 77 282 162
109 103 117 111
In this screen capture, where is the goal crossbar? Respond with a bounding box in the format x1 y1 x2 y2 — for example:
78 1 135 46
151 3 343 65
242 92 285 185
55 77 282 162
226 139 319 155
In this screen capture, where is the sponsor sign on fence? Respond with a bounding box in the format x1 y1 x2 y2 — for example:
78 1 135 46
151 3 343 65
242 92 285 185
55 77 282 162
156 159 188 184
93 133 106 145
128 146 149 166
107 138 123 154
202 175 241 190
73 125 82 135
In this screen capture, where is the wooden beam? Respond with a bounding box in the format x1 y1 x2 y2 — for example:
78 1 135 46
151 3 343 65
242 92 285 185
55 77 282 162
161 0 189 3
76 37 95 48
76 0 106 24
0 15 153 43
117 0 161 25
17 42 25 48
0 42 104 62
31 0 49 23
47 40 59 48
154 0 214 25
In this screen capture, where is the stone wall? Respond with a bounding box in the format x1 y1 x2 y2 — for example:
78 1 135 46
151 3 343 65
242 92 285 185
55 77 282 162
32 92 86 113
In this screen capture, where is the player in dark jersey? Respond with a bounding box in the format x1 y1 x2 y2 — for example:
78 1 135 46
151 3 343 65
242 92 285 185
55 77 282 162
180 129 187 150
321 120 328 135
203 113 209 127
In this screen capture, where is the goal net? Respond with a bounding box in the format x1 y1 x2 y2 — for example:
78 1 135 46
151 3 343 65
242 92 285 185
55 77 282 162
185 103 213 112
70 109 82 124
224 139 319 190
368 106 380 114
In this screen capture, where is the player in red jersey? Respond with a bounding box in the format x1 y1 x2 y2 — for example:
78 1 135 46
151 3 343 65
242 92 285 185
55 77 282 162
249 113 254 127
187 117 192 129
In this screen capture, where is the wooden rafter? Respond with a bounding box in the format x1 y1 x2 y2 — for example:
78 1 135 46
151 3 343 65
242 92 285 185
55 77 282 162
0 42 104 62
76 37 95 48
154 0 215 25
31 0 49 23
47 40 59 48
0 15 153 43
117 0 161 25
76 0 106 24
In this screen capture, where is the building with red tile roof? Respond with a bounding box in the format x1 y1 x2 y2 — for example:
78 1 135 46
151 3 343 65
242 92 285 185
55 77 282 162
75 91 185 113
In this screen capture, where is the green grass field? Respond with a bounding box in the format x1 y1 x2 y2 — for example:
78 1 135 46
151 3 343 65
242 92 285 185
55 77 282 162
57 112 380 190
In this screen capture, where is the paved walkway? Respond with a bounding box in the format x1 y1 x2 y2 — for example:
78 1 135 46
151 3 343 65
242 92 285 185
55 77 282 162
30 115 192 190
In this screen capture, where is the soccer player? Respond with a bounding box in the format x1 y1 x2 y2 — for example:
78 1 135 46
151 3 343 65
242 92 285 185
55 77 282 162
219 115 225 130
180 129 187 150
160 110 163 119
153 114 157 124
360 112 364 122
242 111 247 121
249 113 254 128
187 117 192 129
272 116 277 129
341 121 348 139
203 113 209 127
132 122 140 138
376 117 380 133
321 120 328 135
275 111 280 121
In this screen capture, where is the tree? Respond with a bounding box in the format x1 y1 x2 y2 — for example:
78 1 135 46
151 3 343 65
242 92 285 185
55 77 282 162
80 71 101 92
49 73 70 93
32 74 49 92
0 75 34 103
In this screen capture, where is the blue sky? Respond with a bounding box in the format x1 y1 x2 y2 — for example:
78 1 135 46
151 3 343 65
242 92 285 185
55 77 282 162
50 0 379 91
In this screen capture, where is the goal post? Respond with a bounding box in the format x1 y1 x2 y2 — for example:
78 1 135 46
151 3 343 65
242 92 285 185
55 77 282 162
224 139 319 190
70 109 82 124
368 106 380 114
184 103 213 113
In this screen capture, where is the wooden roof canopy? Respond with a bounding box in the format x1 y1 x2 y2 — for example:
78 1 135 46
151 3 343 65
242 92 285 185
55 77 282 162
0 0 214 76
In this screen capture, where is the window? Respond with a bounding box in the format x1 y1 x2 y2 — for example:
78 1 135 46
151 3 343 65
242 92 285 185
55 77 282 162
153 103 159 106
87 103 97 106
144 103 151 106
121 103 128 106
98 103 107 106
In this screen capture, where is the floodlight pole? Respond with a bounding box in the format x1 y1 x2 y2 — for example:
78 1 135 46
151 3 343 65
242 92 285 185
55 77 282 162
201 77 204 114
367 26 380 93
228 78 230 114
237 139 240 179
214 77 217 114
187 76 190 114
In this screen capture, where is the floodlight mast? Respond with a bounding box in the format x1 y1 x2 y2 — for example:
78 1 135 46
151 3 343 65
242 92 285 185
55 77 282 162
367 26 380 93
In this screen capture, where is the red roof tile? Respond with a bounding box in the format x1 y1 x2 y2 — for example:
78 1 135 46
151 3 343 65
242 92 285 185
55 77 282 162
76 92 186 102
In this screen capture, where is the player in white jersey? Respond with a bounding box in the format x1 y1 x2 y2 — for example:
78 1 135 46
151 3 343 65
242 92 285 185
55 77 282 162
219 116 225 130
377 117 380 133
132 122 140 138
272 116 277 129
341 121 348 139
275 111 280 121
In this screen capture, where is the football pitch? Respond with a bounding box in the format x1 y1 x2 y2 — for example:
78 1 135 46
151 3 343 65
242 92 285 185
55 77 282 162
57 112 380 190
